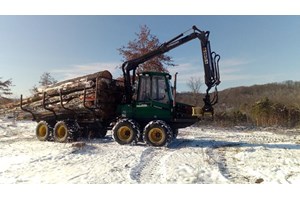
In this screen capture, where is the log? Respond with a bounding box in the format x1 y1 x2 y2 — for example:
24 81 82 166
45 70 112 88
0 70 125 121
22 71 112 105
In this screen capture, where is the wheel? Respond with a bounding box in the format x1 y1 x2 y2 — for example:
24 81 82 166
143 120 173 147
112 118 140 145
35 121 52 141
53 121 70 143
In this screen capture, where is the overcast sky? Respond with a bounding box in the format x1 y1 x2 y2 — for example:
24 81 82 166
1 15 300 97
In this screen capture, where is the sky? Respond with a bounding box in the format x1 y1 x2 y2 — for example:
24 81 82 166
1 15 300 97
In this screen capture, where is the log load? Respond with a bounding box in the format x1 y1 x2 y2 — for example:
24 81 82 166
0 70 125 121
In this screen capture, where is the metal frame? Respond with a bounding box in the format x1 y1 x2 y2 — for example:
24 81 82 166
43 92 57 120
20 94 36 121
83 87 97 121
59 89 77 119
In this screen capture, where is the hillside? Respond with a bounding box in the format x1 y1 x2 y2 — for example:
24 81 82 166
177 81 300 127
0 97 14 105
217 81 300 111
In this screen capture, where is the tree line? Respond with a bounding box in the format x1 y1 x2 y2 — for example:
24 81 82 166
178 80 300 128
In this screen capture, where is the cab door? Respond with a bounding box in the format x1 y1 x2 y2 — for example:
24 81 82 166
134 75 172 121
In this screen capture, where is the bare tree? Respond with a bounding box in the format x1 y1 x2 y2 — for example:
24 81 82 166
39 72 57 86
187 76 202 106
0 77 13 97
30 72 57 94
187 76 202 94
118 25 175 74
30 85 39 94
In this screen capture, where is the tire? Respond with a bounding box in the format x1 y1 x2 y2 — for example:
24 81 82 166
53 121 70 143
112 118 140 145
143 120 173 147
35 121 52 141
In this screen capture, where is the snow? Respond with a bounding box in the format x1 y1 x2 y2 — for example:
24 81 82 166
0 119 300 200
1 118 300 185
2 119 300 200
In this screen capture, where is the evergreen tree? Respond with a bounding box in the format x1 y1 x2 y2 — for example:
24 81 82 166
0 77 13 97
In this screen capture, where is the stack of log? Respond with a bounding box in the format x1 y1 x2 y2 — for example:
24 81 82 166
0 70 125 121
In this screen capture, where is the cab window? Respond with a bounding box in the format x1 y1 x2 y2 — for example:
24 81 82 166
151 76 168 103
137 76 151 101
138 75 169 103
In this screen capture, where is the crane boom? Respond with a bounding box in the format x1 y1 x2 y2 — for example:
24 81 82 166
121 25 220 111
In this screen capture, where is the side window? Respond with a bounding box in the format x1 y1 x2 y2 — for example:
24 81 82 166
137 76 151 101
152 76 168 103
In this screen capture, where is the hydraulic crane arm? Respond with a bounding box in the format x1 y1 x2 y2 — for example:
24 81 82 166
121 25 220 111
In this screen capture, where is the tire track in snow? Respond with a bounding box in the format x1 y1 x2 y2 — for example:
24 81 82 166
130 147 171 183
130 147 156 183
205 142 251 183
205 145 231 181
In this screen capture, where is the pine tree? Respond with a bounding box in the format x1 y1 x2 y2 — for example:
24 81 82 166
0 77 13 97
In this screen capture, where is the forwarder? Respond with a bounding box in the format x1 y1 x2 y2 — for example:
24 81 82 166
20 25 220 147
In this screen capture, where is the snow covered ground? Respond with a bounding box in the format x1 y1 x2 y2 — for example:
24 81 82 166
1 118 300 184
